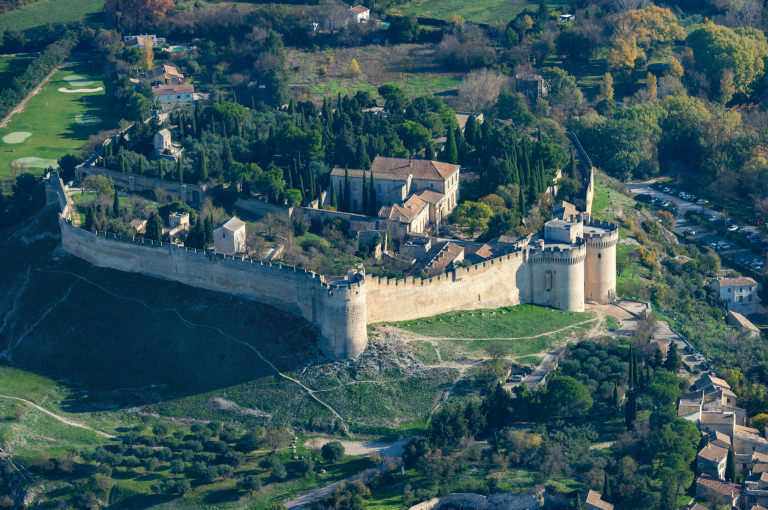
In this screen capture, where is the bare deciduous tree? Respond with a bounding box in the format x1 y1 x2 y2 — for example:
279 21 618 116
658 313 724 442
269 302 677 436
457 68 508 111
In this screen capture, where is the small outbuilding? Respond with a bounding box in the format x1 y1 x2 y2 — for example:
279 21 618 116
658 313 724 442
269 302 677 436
214 217 246 255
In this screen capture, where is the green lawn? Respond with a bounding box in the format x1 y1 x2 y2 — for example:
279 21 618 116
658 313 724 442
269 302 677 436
391 0 567 24
0 0 104 33
393 304 594 338
0 59 118 180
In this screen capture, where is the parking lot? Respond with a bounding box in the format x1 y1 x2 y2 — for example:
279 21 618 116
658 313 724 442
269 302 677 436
628 182 766 274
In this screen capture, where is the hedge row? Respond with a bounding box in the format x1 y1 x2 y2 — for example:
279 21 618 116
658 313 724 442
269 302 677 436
0 29 79 120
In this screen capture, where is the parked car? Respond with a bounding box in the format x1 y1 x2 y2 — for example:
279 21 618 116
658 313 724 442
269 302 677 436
727 224 740 232
510 372 526 382
697 199 709 205
635 193 654 203
663 187 671 193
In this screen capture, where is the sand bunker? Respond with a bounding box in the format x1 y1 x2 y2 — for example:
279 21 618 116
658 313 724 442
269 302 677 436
58 87 104 93
75 114 101 125
2 132 31 144
63 74 95 87
12 157 59 169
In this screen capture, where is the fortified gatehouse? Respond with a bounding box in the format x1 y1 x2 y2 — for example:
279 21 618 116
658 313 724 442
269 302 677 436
47 173 616 360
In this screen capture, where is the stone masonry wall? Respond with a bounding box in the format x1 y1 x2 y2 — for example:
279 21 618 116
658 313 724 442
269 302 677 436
58 218 368 358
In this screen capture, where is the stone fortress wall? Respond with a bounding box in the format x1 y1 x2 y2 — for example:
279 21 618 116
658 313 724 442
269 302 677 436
47 167 616 360
47 173 368 359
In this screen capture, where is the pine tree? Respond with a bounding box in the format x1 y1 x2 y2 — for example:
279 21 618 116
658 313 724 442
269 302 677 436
442 125 458 164
369 173 377 216
113 189 120 217
362 171 368 214
725 449 736 482
330 181 338 209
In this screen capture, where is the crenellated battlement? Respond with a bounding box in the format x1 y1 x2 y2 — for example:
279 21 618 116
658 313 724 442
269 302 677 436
47 170 616 360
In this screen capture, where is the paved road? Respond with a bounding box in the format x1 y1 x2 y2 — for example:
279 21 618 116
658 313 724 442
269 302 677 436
504 346 564 392
628 183 766 274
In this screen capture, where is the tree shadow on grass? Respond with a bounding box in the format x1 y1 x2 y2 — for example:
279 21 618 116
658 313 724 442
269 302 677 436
203 488 244 504
110 494 177 509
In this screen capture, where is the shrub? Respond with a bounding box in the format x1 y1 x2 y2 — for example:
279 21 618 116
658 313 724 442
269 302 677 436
321 441 345 463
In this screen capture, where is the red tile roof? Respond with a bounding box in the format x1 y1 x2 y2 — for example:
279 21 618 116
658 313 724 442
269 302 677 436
370 156 459 181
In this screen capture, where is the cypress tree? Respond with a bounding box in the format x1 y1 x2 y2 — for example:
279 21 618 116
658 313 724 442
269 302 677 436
369 173 377 216
624 390 636 430
298 174 306 203
357 137 370 169
200 152 209 181
519 186 526 215
725 449 736 482
362 171 368 214
343 167 351 212
309 167 316 200
442 126 458 164
119 154 126 174
285 166 293 189
223 139 233 170
113 189 120 217
146 213 162 241
84 205 95 231
204 215 214 247
179 114 185 138
177 158 183 183
602 472 612 502
330 181 338 209
464 115 478 147
425 143 435 161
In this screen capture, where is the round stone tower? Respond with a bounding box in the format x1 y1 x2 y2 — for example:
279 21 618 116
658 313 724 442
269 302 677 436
583 220 618 303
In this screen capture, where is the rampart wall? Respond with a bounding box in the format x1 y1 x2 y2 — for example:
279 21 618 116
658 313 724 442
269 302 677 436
58 217 368 358
48 169 615 360
365 242 588 323
79 166 207 207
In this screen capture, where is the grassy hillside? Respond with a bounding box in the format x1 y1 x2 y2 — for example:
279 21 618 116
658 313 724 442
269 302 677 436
393 304 594 338
0 0 104 33
391 0 567 24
